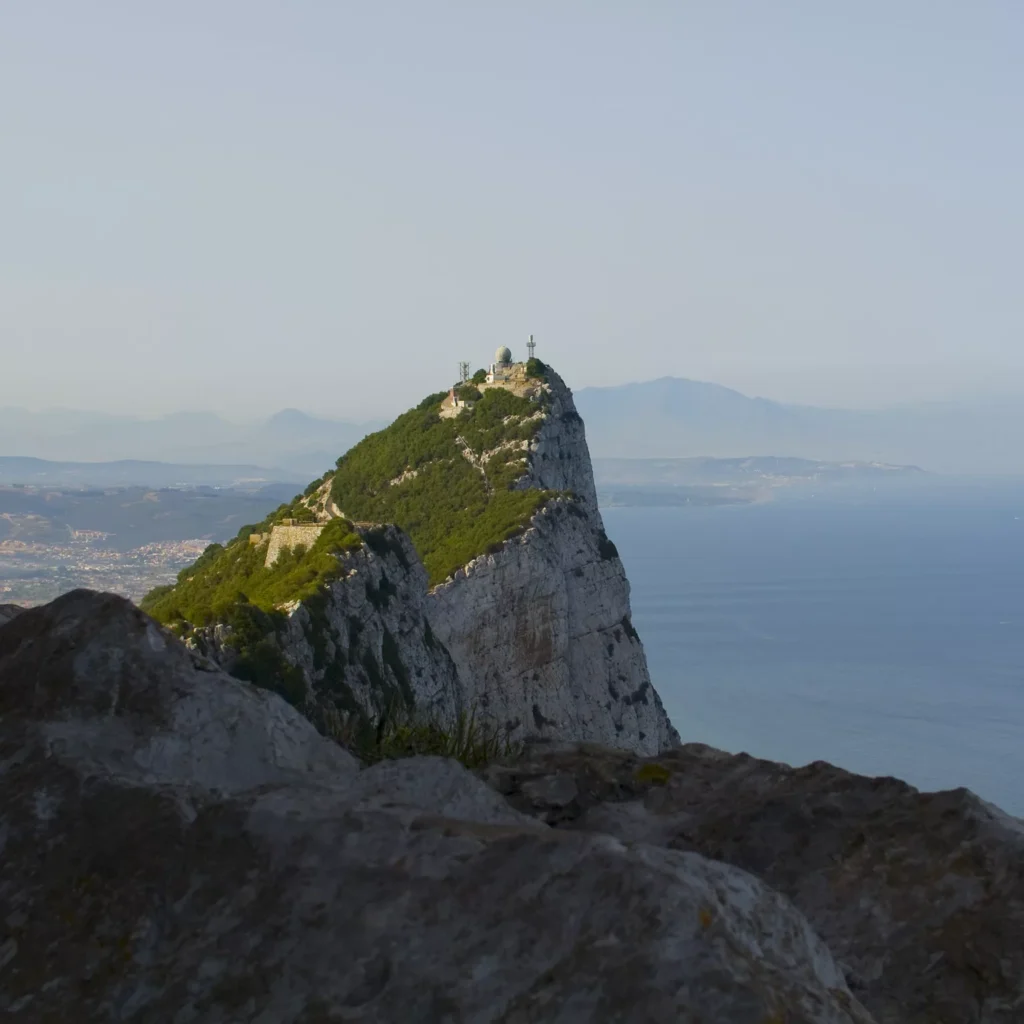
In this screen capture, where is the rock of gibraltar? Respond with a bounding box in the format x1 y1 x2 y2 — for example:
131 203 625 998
141 349 679 755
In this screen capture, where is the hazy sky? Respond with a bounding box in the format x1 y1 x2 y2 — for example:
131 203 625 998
3 2 1023 420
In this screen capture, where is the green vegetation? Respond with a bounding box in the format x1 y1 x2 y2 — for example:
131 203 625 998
330 385 556 584
318 700 522 770
142 517 363 626
217 602 307 707
142 378 560 711
470 368 487 384
526 357 548 380
634 762 672 786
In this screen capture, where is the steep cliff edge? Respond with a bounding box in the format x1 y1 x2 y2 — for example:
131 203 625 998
142 363 678 753
187 525 464 729
428 367 677 754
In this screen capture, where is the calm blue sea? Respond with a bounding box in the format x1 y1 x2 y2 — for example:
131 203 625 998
604 481 1024 817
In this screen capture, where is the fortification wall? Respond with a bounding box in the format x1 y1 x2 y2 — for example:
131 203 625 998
265 523 325 567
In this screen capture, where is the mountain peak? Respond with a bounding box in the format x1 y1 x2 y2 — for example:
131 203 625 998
142 363 678 756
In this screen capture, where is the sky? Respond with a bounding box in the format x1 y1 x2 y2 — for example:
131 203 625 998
2 2 1023 421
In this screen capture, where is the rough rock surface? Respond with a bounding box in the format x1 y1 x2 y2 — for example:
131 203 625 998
427 368 679 755
484 740 1024 1024
0 604 22 626
194 368 677 756
429 500 677 755
192 525 463 723
0 591 871 1023
515 368 600 513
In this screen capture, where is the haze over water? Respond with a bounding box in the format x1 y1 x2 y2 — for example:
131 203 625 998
607 480 1024 817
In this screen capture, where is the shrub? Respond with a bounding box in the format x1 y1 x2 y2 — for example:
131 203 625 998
526 357 548 380
329 386 554 585
417 391 448 411
634 762 672 786
145 374 559 621
471 368 487 384
318 700 522 770
142 517 363 626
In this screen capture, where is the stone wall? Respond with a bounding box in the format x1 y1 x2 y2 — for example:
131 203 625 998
264 523 325 567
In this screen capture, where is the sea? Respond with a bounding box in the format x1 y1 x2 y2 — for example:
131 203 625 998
604 479 1024 818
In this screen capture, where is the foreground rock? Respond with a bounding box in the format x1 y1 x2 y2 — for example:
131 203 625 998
0 604 21 626
485 741 1024 1023
0 592 869 1022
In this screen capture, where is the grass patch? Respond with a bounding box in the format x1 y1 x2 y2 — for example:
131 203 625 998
142 517 363 626
634 762 672 786
143 379 561 627
318 700 522 771
330 386 556 584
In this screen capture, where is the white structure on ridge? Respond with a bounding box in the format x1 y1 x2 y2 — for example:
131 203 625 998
487 344 516 383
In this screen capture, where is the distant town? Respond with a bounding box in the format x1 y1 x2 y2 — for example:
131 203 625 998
0 531 210 606
0 481 300 606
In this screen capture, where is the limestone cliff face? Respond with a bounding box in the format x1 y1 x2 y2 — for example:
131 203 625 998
427 369 677 753
195 367 677 754
191 526 463 726
514 367 600 511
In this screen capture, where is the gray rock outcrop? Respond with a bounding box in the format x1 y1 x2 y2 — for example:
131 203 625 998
485 740 1024 1024
426 367 678 754
191 525 463 725
0 591 870 1022
0 604 22 626
428 499 677 755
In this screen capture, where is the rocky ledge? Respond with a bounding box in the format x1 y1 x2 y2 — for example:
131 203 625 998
0 604 22 627
1 590 1021 1022
484 741 1024 1023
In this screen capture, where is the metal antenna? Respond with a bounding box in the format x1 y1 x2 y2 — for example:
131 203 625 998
459 361 470 384
526 335 536 360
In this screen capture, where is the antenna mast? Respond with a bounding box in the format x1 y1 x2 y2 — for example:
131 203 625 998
458 361 470 384
527 334 536 360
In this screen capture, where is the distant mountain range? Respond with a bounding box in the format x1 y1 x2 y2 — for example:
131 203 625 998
0 458 306 489
574 378 1024 475
0 408 382 479
5 376 1024 477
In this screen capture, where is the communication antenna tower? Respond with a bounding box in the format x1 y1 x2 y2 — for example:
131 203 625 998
527 334 536 360
459 361 470 384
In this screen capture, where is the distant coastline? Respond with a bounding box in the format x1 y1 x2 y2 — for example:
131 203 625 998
593 456 925 508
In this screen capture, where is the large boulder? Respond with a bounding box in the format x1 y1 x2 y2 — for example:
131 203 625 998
0 603 22 627
0 590 870 1022
484 741 1024 1023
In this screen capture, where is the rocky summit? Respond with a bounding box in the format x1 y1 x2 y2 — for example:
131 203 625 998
140 361 678 754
